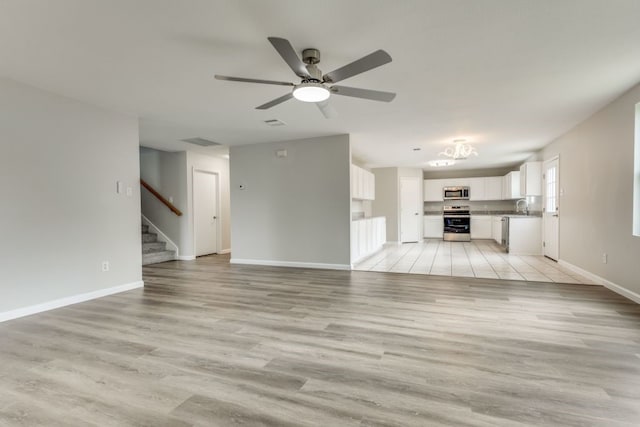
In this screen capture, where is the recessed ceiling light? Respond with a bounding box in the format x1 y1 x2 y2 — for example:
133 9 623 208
428 159 456 167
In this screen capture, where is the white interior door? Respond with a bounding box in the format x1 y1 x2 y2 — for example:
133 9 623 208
194 170 218 256
400 177 421 243
543 157 559 260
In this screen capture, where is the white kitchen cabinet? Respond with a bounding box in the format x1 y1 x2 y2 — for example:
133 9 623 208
468 177 486 201
484 177 503 200
492 216 503 244
423 215 443 238
470 216 492 239
519 161 542 196
502 171 521 199
351 217 387 264
507 216 542 255
423 179 445 201
351 165 375 200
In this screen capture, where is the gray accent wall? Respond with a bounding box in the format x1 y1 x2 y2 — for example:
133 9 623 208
540 82 640 297
0 78 142 313
230 135 351 267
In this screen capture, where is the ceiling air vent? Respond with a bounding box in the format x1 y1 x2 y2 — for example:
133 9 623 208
264 119 286 127
181 137 222 147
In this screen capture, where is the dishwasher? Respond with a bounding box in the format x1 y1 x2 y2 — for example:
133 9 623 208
501 216 509 252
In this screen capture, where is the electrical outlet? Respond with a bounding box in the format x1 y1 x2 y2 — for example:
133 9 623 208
602 253 607 264
102 261 110 272
126 186 133 197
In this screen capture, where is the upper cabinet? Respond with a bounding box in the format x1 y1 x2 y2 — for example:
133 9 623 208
484 176 503 200
424 176 503 201
502 171 521 199
351 164 375 200
519 161 542 196
468 177 486 201
423 178 445 201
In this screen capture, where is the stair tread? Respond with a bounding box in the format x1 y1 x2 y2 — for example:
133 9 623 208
142 250 176 266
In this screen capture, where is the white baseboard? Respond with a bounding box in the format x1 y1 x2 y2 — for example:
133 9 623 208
176 255 196 261
558 259 640 304
0 280 144 323
230 258 350 271
218 248 231 254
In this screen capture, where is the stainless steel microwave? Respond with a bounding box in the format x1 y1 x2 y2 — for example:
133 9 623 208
443 186 470 200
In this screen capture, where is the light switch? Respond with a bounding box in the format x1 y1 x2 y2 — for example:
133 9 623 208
116 181 124 194
126 187 133 197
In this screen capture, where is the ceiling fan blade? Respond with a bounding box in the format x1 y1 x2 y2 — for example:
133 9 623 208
323 50 392 83
316 100 338 119
267 37 310 78
256 92 294 110
215 75 294 87
330 85 396 102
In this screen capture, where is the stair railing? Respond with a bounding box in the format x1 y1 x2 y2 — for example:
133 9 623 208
140 179 183 216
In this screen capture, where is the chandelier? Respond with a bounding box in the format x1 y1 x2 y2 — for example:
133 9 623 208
439 139 478 160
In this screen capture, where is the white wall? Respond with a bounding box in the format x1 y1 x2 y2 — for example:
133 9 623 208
540 82 640 298
0 78 142 315
230 135 351 268
140 148 231 258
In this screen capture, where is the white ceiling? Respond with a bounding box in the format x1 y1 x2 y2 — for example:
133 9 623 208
2 0 640 170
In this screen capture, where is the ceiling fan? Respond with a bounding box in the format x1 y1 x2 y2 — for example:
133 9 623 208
215 37 396 118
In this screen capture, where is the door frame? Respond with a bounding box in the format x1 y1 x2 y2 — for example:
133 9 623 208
542 155 560 260
192 168 221 256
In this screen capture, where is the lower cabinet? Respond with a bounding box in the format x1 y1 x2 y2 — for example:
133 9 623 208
351 217 386 264
423 216 443 238
470 216 492 239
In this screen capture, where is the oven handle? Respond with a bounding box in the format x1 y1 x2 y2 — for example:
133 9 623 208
443 215 470 218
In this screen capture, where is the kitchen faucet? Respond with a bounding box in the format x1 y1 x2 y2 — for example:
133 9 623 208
516 198 529 215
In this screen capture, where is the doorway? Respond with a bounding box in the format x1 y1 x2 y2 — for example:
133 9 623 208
193 170 219 256
543 156 560 260
400 177 421 243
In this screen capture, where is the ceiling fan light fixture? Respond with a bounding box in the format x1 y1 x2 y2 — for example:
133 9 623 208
292 82 330 103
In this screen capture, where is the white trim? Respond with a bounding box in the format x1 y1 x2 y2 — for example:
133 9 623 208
176 255 196 261
230 258 350 271
218 248 231 254
0 281 144 323
141 214 179 256
558 259 640 304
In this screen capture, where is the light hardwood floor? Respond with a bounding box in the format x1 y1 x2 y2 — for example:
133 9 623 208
1 255 640 426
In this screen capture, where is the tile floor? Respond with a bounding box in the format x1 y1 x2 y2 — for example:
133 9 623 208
353 239 598 285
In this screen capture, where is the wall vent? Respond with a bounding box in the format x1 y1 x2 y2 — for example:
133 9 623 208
181 137 222 147
264 119 286 127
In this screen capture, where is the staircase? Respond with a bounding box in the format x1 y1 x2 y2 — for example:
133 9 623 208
142 224 176 265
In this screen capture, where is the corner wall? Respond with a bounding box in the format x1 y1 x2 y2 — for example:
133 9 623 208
540 82 640 299
0 78 142 317
229 135 351 268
